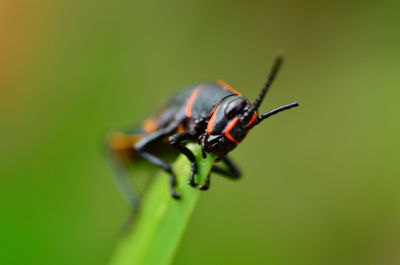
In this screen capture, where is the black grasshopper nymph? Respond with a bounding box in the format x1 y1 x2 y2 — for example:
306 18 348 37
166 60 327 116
107 56 299 209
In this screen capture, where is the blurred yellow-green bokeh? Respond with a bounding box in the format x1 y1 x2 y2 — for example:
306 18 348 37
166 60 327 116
1 0 400 264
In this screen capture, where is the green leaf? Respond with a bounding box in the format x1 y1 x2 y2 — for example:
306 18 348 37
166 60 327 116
108 144 215 265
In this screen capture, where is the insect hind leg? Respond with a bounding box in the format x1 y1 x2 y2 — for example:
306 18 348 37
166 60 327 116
106 132 143 211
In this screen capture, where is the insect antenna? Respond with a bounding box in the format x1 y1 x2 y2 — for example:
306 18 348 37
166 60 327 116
251 55 283 112
252 102 299 127
240 55 284 123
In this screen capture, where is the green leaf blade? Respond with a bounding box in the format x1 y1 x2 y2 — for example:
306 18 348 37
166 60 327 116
109 144 215 265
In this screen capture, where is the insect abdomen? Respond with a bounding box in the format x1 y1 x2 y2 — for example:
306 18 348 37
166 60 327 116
140 81 240 133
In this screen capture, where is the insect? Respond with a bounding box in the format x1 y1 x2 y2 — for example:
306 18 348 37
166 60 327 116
107 56 298 209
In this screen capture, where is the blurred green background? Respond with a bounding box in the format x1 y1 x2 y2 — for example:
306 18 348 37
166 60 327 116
1 0 400 264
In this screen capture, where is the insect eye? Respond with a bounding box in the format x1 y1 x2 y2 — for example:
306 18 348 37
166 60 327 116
224 99 247 119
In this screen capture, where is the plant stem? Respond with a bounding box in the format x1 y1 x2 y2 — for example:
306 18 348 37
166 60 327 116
109 144 215 265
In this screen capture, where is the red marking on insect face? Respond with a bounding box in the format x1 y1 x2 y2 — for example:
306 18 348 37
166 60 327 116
224 117 240 144
185 85 203 117
207 105 221 134
239 113 257 142
248 112 258 127
217 80 242 96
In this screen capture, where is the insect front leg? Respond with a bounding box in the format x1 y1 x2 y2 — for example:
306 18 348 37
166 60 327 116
168 132 198 187
134 123 181 199
212 156 241 179
198 156 241 191
198 173 210 190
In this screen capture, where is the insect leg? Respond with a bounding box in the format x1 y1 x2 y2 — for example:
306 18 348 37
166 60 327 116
138 151 180 198
106 133 142 211
134 123 181 198
198 173 210 190
168 132 198 187
198 156 241 191
212 156 241 179
108 153 142 210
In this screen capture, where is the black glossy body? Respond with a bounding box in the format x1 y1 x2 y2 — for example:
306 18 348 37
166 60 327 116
107 56 299 208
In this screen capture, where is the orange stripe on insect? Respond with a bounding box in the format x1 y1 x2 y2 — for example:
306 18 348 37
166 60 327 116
108 132 144 150
142 119 157 133
217 80 242 96
224 117 240 144
207 105 221 134
185 85 203 117
177 123 185 133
